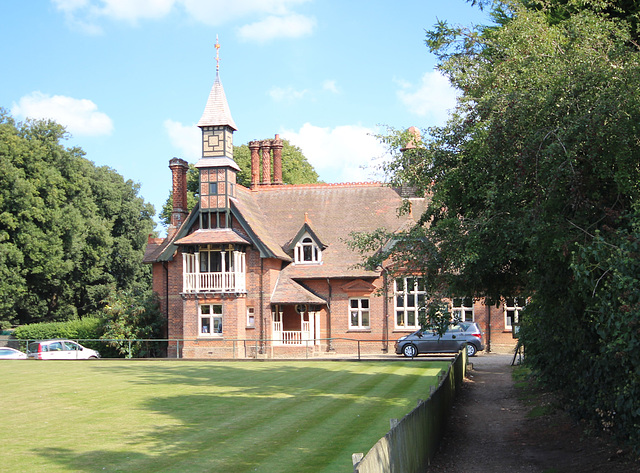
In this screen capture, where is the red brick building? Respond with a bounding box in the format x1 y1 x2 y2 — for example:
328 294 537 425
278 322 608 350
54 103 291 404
143 66 519 358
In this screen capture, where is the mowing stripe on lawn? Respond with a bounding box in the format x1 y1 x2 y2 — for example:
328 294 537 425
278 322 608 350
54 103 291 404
1 359 448 473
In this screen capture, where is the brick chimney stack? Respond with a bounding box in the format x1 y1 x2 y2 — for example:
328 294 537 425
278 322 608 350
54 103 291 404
400 126 421 152
168 158 189 233
248 140 260 188
271 134 283 185
260 140 272 185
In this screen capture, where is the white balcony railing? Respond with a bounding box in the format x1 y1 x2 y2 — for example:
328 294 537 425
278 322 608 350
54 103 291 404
183 252 246 293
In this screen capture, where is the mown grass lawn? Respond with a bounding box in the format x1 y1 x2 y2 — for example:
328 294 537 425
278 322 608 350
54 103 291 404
1 359 448 473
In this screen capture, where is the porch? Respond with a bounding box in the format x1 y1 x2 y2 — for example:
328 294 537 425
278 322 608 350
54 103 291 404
272 304 321 347
273 320 313 346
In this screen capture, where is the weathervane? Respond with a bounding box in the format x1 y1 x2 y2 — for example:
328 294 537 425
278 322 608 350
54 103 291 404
215 35 220 72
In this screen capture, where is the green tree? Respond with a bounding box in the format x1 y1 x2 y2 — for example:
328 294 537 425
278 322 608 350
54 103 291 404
360 2 640 450
0 110 156 325
159 139 320 226
101 288 164 358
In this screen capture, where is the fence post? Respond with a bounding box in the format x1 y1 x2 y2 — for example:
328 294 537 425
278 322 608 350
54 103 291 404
357 340 361 361
176 339 180 358
352 453 363 471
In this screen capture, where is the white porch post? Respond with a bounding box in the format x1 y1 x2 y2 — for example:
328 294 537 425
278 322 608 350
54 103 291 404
195 252 201 292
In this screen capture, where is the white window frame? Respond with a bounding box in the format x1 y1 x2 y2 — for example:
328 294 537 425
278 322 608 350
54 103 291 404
394 277 426 330
504 297 524 330
452 297 474 322
349 298 370 329
294 234 322 264
246 307 255 328
199 304 223 336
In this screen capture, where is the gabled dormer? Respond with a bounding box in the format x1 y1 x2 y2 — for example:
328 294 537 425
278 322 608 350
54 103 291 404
286 216 327 265
195 39 239 230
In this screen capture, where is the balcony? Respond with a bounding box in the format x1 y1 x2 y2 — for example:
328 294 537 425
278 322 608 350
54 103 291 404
183 252 246 294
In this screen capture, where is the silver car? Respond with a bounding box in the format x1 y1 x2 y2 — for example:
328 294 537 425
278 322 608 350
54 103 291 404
395 322 485 357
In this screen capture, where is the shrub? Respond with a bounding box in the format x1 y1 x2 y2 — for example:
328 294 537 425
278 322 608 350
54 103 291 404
13 317 102 340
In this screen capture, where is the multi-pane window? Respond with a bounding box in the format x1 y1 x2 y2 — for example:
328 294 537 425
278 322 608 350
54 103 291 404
199 304 222 336
394 277 426 330
349 298 370 329
199 248 233 273
504 297 524 329
247 307 255 328
201 211 231 229
295 235 321 264
452 297 474 322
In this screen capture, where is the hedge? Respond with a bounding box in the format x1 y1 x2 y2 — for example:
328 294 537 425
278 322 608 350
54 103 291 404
13 318 103 352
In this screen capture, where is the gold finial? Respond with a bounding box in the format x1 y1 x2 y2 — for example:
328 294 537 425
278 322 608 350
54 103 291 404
215 35 220 72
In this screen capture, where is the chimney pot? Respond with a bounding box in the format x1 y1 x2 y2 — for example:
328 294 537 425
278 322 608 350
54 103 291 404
248 140 261 188
168 158 189 229
260 140 272 185
271 135 283 185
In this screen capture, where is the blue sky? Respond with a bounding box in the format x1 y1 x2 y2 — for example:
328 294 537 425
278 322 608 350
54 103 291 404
1 1 490 231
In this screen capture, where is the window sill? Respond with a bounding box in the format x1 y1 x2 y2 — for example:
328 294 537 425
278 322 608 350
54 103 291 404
347 328 371 333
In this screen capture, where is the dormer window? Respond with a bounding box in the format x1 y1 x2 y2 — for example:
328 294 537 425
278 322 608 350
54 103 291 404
295 235 322 264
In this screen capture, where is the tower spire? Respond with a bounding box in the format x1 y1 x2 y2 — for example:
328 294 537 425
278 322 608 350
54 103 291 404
197 37 237 131
215 35 220 73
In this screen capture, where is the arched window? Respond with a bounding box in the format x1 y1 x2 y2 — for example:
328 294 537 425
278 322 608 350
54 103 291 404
295 235 321 264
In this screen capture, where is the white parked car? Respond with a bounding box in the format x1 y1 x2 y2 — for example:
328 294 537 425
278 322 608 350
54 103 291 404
0 347 28 359
27 340 100 360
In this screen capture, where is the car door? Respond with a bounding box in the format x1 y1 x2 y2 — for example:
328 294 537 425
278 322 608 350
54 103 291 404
46 341 66 359
414 330 441 353
63 341 82 359
438 325 465 352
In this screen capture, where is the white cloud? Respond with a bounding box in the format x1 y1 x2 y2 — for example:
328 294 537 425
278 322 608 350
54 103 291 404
281 123 388 183
52 0 89 12
237 13 316 42
268 86 308 102
396 70 459 124
96 0 176 22
164 119 200 160
181 0 310 25
322 80 339 94
11 92 113 136
52 0 315 40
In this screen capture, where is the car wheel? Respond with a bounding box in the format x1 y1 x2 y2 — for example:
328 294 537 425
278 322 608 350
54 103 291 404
402 344 418 358
466 343 477 357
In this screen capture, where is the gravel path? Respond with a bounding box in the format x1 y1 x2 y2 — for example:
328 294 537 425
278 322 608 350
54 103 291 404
424 353 639 473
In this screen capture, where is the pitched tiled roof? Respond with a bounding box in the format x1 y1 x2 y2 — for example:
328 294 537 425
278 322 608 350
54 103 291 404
232 188 291 261
271 276 326 304
142 238 164 263
236 182 426 278
197 72 237 130
174 229 251 246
